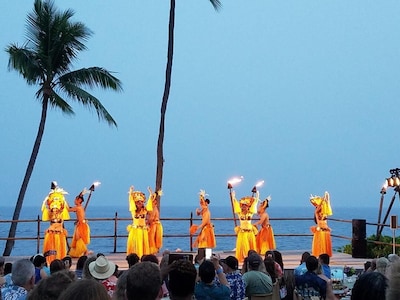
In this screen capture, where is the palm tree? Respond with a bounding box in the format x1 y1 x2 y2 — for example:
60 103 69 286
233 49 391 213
3 0 122 256
155 0 221 209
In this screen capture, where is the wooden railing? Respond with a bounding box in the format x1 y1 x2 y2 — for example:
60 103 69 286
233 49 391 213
0 214 395 255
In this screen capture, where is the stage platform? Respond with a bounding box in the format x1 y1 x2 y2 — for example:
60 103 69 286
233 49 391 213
2 250 368 270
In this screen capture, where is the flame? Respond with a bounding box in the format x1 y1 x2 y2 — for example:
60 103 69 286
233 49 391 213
255 180 265 188
228 176 243 185
93 181 101 187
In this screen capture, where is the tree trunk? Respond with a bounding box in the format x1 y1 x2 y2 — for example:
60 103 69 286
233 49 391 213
3 98 48 256
155 0 175 212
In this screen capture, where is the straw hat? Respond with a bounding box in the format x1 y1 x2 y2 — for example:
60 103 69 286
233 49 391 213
89 256 116 280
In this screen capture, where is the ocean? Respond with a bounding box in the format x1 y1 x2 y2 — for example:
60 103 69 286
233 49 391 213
0 205 394 256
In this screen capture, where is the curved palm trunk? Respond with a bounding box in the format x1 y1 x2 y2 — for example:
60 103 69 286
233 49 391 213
3 98 48 256
155 0 175 211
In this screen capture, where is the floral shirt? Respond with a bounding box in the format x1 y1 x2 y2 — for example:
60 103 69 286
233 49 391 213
1 285 28 300
226 271 246 300
101 278 117 298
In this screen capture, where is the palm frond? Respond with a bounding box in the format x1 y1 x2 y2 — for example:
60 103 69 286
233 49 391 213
59 67 123 91
57 82 117 127
209 0 222 11
48 91 75 115
6 45 42 84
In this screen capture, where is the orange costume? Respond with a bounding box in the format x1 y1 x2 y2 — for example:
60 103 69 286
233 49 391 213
41 182 70 265
310 191 333 257
190 190 216 249
232 191 259 263
255 198 276 255
126 186 151 258
68 190 91 257
147 187 163 254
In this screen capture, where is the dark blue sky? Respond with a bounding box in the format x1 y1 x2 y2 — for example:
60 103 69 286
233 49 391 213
1 1 400 213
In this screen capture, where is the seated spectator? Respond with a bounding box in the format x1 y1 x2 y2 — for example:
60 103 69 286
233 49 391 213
27 270 75 300
112 271 128 300
75 255 88 279
62 256 72 270
375 256 389 276
4 262 12 276
83 256 97 279
242 253 273 297
221 255 246 300
363 261 371 273
318 253 331 279
167 259 197 300
295 255 326 299
264 257 277 284
351 271 387 300
0 256 4 276
141 254 159 264
1 258 35 300
126 261 163 300
294 251 310 277
33 254 48 284
366 258 376 272
89 255 117 297
126 253 140 268
195 256 230 300
58 279 110 300
386 260 400 300
50 259 65 274
265 250 283 278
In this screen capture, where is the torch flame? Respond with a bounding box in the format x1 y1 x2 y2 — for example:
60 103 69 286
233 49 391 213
255 180 265 188
228 176 244 186
93 181 101 187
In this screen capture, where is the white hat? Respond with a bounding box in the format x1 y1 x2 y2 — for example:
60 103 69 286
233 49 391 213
89 256 116 280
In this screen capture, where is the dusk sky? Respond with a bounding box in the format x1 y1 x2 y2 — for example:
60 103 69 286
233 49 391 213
1 1 400 215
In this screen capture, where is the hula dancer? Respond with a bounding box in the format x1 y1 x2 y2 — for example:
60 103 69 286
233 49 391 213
41 181 70 265
310 191 333 257
68 189 91 257
232 190 259 263
126 186 150 258
255 196 276 255
190 190 216 249
147 187 163 254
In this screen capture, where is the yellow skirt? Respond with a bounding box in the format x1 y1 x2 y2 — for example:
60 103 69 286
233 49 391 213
235 226 257 263
148 222 163 254
126 225 150 258
43 227 68 265
311 226 332 257
193 224 216 249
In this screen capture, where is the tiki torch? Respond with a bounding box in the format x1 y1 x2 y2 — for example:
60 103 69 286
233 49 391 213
227 176 243 227
84 181 101 210
251 180 265 197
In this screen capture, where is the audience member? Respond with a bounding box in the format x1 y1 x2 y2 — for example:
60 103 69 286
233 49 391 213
295 255 326 299
75 255 88 279
242 253 273 297
126 261 163 300
0 257 4 276
318 253 331 279
386 260 400 300
58 279 110 300
89 255 117 297
141 254 159 264
27 270 75 300
294 251 310 277
375 256 389 276
83 256 97 279
112 270 128 300
220 256 246 300
363 261 371 273
264 257 277 284
366 258 376 272
195 256 230 300
49 259 65 274
1 259 35 300
167 259 197 300
241 250 258 275
62 256 72 270
265 250 283 278
126 253 140 268
351 271 387 300
33 254 48 284
3 263 12 276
